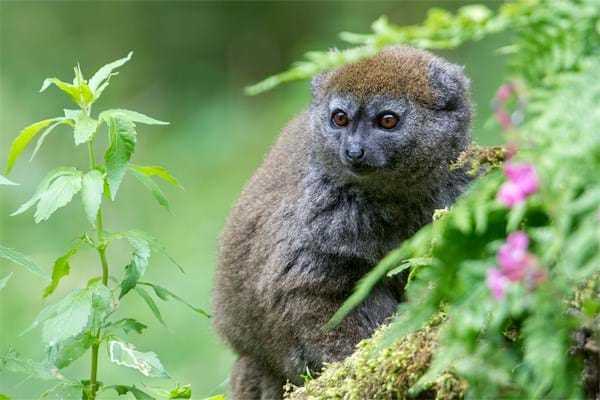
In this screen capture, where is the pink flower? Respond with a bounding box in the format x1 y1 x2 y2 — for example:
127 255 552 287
495 110 513 131
497 231 531 281
487 267 509 300
504 163 539 196
506 231 529 249
496 84 514 102
497 162 539 207
488 231 547 300
497 181 526 207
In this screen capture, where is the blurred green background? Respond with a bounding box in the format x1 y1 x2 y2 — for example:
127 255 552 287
0 1 505 398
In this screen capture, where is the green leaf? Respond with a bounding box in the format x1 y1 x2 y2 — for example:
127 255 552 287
452 202 472 234
130 168 170 211
0 348 67 381
106 385 155 400
105 117 137 200
5 118 62 174
34 171 83 223
130 164 183 189
135 287 166 326
0 174 18 186
0 272 13 291
25 283 114 346
29 119 70 162
81 169 104 225
47 331 95 369
88 51 133 94
112 230 183 273
386 257 433 277
326 245 410 330
107 318 148 335
11 167 78 217
99 109 169 125
139 282 210 318
169 384 192 399
108 340 169 378
506 201 526 232
0 394 10 400
73 111 98 145
43 238 84 298
0 243 49 280
40 77 94 107
119 234 151 298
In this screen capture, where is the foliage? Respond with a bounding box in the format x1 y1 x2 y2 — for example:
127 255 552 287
286 314 465 400
0 53 206 399
254 0 600 398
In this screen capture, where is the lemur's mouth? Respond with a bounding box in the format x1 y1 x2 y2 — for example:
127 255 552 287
344 162 376 177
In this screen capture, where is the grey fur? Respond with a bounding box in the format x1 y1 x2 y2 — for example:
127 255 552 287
213 47 472 399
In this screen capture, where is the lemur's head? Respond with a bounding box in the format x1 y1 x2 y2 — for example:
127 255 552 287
310 46 471 184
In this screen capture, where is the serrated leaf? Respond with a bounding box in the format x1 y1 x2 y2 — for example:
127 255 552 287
41 382 84 399
11 167 79 217
88 51 133 94
105 117 137 200
0 272 13 291
0 243 49 280
0 348 66 381
135 287 166 326
108 340 169 378
5 118 62 174
130 164 183 189
112 229 183 273
119 235 151 298
108 318 148 335
73 111 98 145
47 331 94 369
36 289 93 346
0 174 18 186
30 119 70 162
25 283 114 346
40 77 94 107
130 169 170 211
99 109 169 125
107 385 155 400
43 238 84 298
81 169 104 225
34 171 83 223
139 282 210 318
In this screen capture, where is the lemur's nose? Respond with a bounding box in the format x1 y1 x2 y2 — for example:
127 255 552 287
344 146 365 163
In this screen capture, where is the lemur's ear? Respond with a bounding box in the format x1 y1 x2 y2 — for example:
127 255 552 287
427 59 470 111
311 71 334 99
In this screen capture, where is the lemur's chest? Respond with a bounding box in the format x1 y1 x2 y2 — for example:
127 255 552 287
294 181 408 262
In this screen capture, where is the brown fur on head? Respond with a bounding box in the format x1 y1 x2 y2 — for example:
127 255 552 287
313 46 467 110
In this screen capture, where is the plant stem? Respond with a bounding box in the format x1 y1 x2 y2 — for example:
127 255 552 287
87 137 109 400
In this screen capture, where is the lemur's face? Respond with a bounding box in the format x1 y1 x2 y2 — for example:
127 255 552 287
309 46 472 182
315 94 414 176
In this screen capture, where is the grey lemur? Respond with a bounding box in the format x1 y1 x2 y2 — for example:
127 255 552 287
213 46 472 399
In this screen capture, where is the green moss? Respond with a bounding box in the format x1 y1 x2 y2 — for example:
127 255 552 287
285 316 465 400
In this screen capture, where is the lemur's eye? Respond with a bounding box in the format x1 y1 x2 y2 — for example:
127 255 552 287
331 110 349 127
377 112 399 129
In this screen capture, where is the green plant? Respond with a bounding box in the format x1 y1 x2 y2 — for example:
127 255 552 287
0 53 208 400
251 0 600 398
